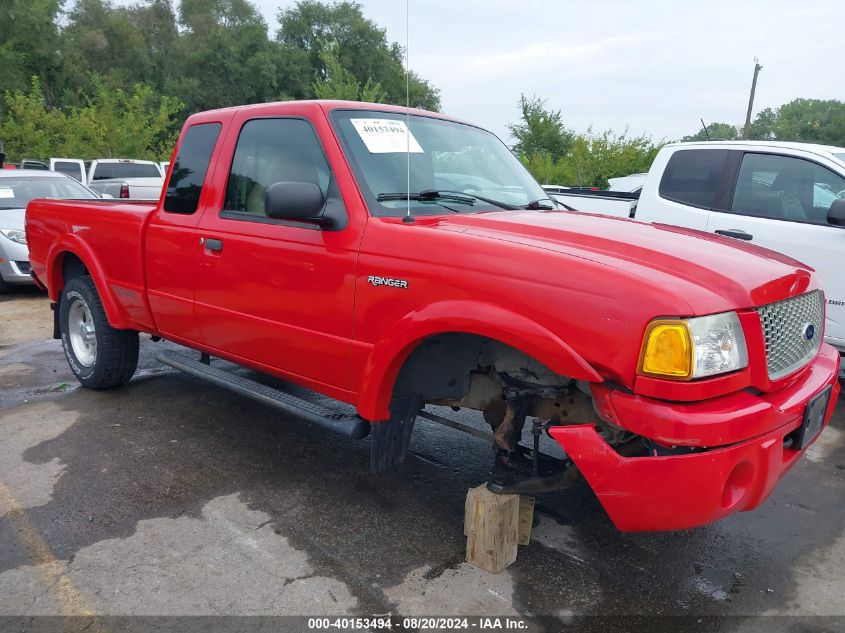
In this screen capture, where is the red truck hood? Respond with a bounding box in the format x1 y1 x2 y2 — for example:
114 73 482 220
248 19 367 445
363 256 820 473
427 210 816 314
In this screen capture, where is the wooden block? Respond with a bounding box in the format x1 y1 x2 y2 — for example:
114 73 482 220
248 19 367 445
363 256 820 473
518 496 535 546
464 484 519 573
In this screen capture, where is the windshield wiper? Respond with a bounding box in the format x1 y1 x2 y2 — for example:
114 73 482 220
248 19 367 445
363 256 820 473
377 189 521 211
377 190 476 206
423 189 520 210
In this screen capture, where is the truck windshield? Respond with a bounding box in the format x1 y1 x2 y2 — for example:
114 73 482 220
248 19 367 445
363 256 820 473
91 162 161 180
0 175 98 209
330 110 549 216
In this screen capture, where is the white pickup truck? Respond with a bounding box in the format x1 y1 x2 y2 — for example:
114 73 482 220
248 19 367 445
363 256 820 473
549 141 845 365
49 158 164 199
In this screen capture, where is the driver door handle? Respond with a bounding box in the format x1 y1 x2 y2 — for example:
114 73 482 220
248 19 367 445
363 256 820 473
715 229 753 241
200 237 223 252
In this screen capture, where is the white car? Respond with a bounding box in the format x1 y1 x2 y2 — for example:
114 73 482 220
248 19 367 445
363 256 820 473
0 170 101 292
549 141 845 369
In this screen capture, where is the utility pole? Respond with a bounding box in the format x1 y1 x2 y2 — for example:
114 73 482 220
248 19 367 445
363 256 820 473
743 58 763 139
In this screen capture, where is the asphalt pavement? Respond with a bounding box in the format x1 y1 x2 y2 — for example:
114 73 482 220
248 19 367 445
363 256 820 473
1 288 844 632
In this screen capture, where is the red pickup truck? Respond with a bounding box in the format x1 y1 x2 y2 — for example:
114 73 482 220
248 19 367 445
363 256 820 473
26 100 840 532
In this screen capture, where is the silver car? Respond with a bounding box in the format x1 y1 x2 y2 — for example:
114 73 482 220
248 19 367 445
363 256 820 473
0 170 101 292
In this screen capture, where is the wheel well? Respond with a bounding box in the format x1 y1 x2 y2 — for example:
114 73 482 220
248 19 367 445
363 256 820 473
392 333 572 404
61 253 89 287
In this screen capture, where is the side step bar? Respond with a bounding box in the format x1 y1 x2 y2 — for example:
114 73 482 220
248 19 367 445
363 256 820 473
156 350 371 439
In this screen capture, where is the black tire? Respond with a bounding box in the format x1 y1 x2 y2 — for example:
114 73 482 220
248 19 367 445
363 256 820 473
60 276 139 388
0 275 10 294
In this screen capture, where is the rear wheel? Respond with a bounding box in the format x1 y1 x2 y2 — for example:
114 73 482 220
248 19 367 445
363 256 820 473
60 276 139 388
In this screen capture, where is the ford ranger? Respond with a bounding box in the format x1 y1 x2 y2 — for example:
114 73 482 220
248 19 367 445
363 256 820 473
25 101 841 532
549 141 845 366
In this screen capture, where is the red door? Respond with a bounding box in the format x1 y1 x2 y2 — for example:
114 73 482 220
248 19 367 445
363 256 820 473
146 117 230 343
191 107 365 401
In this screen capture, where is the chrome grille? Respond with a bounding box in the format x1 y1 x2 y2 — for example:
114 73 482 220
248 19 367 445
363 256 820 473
755 290 824 380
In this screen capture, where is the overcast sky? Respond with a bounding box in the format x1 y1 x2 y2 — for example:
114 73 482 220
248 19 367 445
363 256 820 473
242 1 843 142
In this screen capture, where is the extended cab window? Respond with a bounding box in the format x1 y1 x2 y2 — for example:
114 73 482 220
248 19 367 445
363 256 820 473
164 122 222 214
223 118 331 218
728 153 845 225
658 149 729 209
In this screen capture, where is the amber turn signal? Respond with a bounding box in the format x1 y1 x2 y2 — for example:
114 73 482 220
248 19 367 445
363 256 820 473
638 320 692 379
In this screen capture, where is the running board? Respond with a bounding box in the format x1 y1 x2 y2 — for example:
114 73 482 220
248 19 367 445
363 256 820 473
156 350 370 439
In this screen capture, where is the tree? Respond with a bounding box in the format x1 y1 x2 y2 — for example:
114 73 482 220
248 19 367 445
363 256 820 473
0 76 183 161
0 0 445 160
170 0 285 113
277 0 440 110
507 95 662 187
746 99 845 145
0 0 64 106
60 0 158 98
507 95 573 162
312 47 385 102
681 121 740 142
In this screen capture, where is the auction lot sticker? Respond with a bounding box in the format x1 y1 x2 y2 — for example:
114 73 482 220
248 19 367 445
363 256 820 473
351 118 424 153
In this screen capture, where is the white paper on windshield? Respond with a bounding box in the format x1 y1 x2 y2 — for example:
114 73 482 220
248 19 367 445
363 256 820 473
350 118 424 154
0 188 14 199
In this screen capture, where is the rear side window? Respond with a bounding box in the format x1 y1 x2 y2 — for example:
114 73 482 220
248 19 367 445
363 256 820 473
659 149 729 209
54 161 83 182
223 118 331 218
164 123 222 214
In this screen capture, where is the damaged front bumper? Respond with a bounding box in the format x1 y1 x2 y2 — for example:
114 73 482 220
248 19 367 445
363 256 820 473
549 344 841 532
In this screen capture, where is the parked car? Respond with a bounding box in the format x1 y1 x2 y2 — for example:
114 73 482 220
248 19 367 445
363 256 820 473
85 158 164 199
548 141 845 368
0 170 101 292
159 161 170 176
26 101 839 532
19 159 49 171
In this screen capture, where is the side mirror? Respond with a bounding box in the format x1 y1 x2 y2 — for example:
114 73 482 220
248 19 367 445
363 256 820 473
828 198 845 227
265 181 325 224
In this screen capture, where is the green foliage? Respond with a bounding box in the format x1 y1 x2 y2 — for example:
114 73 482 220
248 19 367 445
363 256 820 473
0 0 64 100
508 95 573 162
0 76 183 160
682 122 740 142
509 95 662 188
746 99 845 145
312 46 386 102
683 100 845 145
0 0 441 162
278 0 440 110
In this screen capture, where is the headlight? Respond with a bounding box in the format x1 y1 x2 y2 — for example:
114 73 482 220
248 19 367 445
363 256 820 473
639 312 748 380
0 229 27 245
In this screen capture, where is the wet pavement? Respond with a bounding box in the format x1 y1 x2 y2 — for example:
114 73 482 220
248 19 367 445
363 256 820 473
1 289 844 631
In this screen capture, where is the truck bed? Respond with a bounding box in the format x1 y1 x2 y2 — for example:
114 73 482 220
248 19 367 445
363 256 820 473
88 177 165 200
26 198 158 331
548 190 638 217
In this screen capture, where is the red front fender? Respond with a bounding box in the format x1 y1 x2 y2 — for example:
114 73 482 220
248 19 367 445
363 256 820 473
356 300 603 421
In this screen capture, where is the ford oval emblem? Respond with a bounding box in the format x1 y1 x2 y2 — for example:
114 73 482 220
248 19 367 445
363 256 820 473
802 323 815 341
